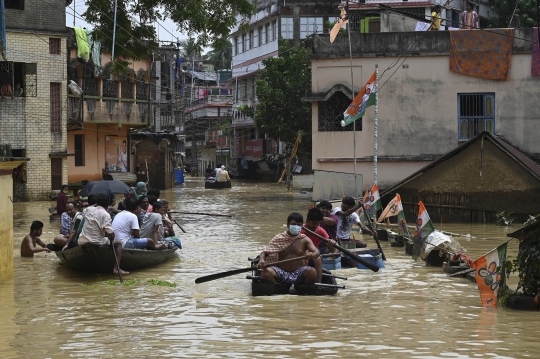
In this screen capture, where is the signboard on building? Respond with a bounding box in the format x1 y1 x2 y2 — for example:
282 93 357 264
105 136 129 172
217 136 230 149
245 139 264 159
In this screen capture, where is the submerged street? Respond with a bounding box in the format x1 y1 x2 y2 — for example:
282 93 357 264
1 179 538 358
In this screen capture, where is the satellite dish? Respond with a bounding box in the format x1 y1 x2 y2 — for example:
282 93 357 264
68 80 83 96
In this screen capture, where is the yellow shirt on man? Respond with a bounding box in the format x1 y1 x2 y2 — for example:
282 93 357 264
430 11 441 30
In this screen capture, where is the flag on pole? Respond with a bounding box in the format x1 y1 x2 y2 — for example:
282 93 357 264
472 243 507 307
377 194 398 223
342 71 377 127
413 201 435 260
395 194 408 235
330 0 349 43
363 184 382 218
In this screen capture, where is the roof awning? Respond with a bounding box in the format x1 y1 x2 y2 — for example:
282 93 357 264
49 152 74 158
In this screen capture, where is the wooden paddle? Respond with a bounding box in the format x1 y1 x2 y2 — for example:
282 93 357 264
358 202 387 261
301 226 380 272
173 219 187 233
195 255 312 284
169 211 232 218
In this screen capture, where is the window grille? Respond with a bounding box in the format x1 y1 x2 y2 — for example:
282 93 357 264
50 83 62 133
458 93 495 141
102 79 118 98
25 63 37 96
300 17 323 39
122 77 133 99
83 62 98 96
136 81 147 100
50 158 63 190
318 91 359 132
0 61 37 97
49 38 61 55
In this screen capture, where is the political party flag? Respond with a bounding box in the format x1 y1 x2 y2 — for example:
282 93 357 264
472 243 507 307
330 0 349 43
377 194 398 223
413 201 435 260
342 71 377 127
363 184 382 218
395 194 408 235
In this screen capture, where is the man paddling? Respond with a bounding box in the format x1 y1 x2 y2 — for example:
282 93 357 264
333 197 375 247
301 207 338 255
258 212 321 285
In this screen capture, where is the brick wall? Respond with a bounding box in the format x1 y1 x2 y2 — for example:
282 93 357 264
5 0 66 34
3 32 67 200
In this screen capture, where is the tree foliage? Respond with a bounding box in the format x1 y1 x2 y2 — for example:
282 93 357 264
255 39 312 150
490 0 540 28
205 40 233 70
84 0 254 60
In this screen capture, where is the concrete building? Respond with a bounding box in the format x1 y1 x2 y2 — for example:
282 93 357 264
229 0 341 176
306 28 540 199
1 0 68 200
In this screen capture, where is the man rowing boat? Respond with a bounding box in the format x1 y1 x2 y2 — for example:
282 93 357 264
257 212 321 285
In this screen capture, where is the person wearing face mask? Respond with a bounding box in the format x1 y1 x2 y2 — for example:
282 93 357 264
257 212 321 285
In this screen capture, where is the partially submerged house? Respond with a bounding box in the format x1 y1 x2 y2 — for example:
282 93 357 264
381 132 540 223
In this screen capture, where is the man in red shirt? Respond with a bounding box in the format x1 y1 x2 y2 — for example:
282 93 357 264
301 207 338 255
56 185 69 216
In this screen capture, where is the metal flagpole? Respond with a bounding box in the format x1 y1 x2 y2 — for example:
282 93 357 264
112 0 118 61
374 64 378 184
346 1 356 197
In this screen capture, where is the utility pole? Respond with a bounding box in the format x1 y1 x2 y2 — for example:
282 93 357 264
112 0 118 61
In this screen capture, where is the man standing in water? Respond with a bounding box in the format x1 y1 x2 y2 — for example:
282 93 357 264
333 197 374 247
56 184 69 216
21 221 51 257
78 193 128 275
257 212 321 285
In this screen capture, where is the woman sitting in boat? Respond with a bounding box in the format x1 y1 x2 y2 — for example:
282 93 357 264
257 212 321 285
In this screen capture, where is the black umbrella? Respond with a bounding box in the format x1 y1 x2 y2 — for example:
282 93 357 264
79 180 134 197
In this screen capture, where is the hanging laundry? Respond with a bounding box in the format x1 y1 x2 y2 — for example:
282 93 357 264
449 29 514 81
74 27 90 61
0 0 6 61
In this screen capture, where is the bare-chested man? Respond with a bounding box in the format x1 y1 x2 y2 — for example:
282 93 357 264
257 212 321 285
21 221 51 257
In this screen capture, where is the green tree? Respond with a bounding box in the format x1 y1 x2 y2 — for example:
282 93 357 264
255 39 312 152
204 40 233 70
84 0 253 60
490 0 539 28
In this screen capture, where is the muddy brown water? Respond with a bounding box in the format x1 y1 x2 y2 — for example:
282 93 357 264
1 180 538 358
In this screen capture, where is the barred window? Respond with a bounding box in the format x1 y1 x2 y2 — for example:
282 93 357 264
458 93 495 141
318 91 359 132
49 38 61 55
50 83 62 133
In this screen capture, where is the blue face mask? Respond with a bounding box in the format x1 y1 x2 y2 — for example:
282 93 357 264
289 224 302 236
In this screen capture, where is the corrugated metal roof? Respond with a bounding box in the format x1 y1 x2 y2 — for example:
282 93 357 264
350 1 433 9
185 71 218 82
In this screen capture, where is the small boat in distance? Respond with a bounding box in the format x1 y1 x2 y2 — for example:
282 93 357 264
204 180 232 189
55 244 178 273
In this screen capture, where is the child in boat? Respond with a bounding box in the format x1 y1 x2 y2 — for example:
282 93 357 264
257 212 321 285
21 221 50 257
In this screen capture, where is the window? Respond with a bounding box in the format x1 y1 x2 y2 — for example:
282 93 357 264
249 30 254 49
300 17 323 39
5 0 24 10
458 93 495 140
50 158 63 190
258 27 263 46
318 92 359 132
234 37 238 55
239 34 244 54
273 20 277 41
74 135 85 166
0 61 37 97
50 83 61 133
242 33 248 52
261 25 266 45
281 18 293 39
49 38 61 55
253 29 259 48
265 23 270 43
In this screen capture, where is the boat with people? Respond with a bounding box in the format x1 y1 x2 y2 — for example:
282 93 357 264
55 244 178 273
247 257 345 296
204 179 232 189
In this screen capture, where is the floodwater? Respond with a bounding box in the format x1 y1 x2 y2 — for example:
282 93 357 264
1 180 538 358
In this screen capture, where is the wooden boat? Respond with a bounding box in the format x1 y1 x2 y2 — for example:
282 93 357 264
204 180 232 189
55 244 178 273
247 258 345 296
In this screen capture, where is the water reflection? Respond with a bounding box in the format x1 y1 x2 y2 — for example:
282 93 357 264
1 179 538 358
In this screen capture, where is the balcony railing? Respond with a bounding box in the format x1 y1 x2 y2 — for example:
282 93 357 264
184 95 233 112
68 95 148 124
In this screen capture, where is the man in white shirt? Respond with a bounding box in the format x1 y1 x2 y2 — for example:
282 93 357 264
333 197 375 247
78 193 128 275
217 165 231 182
112 197 165 250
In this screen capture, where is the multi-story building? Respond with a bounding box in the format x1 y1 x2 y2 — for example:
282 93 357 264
1 0 69 200
229 0 342 176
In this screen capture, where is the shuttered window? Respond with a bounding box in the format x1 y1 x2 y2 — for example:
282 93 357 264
49 38 61 55
50 158 63 190
50 83 61 133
